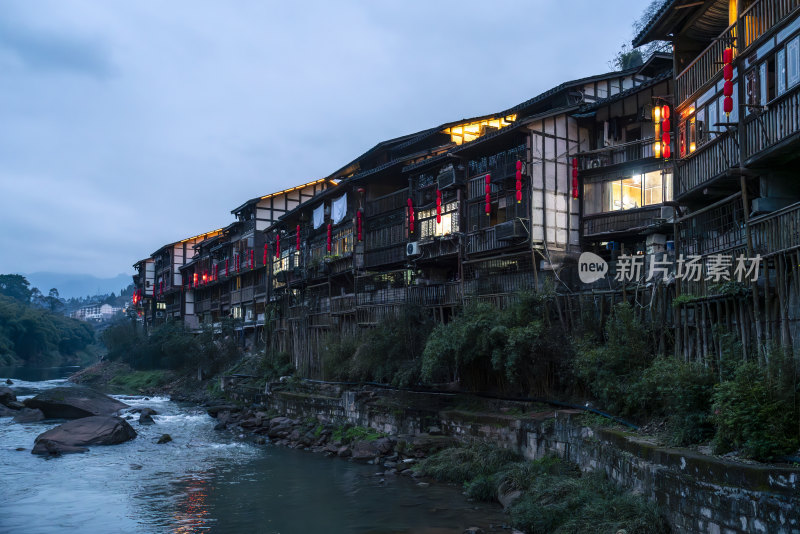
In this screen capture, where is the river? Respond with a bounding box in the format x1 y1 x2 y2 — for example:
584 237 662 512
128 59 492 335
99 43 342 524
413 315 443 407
0 368 507 534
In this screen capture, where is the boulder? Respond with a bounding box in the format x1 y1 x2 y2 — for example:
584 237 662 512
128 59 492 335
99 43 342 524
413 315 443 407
0 404 16 417
139 413 155 425
0 386 16 406
31 416 137 455
337 446 352 458
5 400 25 410
5 379 13 385
375 437 395 455
206 404 239 418
13 408 44 423
351 440 381 461
129 407 158 416
24 387 129 419
497 479 523 509
156 434 172 444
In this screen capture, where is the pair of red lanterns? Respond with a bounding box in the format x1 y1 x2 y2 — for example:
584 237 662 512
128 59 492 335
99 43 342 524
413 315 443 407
653 104 671 159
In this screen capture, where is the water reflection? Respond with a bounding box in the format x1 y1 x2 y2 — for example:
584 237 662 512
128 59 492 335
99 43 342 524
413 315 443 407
1 374 505 534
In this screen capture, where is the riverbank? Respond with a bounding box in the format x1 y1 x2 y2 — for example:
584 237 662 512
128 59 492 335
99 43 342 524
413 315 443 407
213 379 800 534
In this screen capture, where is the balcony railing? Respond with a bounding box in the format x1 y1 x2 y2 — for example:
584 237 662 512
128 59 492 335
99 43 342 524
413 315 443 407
577 138 655 170
750 200 800 256
678 193 746 257
366 188 409 217
407 282 461 306
677 132 739 198
582 206 666 237
744 89 800 162
365 243 406 268
741 0 800 51
676 24 736 105
467 144 526 181
467 226 501 254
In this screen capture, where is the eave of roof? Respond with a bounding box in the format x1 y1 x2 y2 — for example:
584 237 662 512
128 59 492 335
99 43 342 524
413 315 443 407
632 0 678 47
231 178 338 214
577 70 673 113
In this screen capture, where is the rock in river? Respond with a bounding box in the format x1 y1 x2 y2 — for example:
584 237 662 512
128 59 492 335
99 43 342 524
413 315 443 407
13 408 45 423
0 386 17 406
31 416 137 455
24 386 129 419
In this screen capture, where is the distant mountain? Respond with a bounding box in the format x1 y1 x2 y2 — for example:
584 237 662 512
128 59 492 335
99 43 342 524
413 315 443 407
25 272 133 299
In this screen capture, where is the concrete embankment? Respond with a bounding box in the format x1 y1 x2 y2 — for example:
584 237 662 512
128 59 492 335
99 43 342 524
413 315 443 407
218 380 800 534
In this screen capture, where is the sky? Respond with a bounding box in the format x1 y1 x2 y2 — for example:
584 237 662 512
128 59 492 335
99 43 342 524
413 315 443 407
0 0 652 278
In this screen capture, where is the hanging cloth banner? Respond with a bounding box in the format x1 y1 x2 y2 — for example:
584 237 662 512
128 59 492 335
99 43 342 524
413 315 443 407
313 204 325 229
332 193 347 225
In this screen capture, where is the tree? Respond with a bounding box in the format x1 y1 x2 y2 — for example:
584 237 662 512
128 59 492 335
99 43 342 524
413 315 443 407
609 0 672 71
0 274 32 303
30 287 46 308
47 288 63 313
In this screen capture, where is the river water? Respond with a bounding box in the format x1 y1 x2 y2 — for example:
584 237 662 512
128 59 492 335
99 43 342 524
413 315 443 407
0 368 506 534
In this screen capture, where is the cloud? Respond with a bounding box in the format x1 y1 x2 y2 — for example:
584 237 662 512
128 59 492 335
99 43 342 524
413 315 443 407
0 0 652 278
0 6 115 78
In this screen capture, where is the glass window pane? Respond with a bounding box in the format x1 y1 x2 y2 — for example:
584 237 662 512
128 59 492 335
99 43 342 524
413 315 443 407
788 37 800 88
620 176 642 210
643 171 662 206
663 172 673 202
778 48 787 95
583 183 602 215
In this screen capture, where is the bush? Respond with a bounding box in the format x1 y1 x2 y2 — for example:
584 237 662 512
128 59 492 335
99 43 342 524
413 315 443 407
712 353 799 461
630 357 715 445
421 293 570 395
573 303 653 416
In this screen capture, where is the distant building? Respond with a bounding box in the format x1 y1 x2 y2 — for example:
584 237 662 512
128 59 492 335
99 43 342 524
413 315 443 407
71 303 121 322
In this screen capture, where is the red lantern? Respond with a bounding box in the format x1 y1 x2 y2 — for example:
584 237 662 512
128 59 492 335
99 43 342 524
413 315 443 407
662 118 671 132
250 249 254 269
723 47 733 65
275 234 281 258
515 160 522 203
326 224 332 253
723 80 733 97
723 64 733 81
202 271 208 284
236 253 240 272
662 132 671 146
485 174 491 215
407 198 415 234
662 105 670 120
193 273 198 288
663 144 671 159
356 210 363 241
436 189 442 224
296 224 301 251
723 96 733 114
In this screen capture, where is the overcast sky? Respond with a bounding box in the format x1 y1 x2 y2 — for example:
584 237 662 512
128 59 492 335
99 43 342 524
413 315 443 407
0 0 650 278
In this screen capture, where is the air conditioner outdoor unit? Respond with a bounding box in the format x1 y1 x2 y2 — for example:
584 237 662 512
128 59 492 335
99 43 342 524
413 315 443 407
407 242 421 256
495 220 529 241
437 164 464 190
590 158 602 168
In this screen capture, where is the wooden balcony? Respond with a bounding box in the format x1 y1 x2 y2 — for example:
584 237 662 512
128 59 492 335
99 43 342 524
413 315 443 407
582 206 666 238
466 144 526 182
366 188 408 217
330 294 355 314
744 89 800 163
467 226 501 254
678 193 746 257
741 0 800 51
577 138 655 171
407 282 461 306
675 24 736 105
357 287 406 306
677 132 739 198
365 243 406 269
750 201 800 256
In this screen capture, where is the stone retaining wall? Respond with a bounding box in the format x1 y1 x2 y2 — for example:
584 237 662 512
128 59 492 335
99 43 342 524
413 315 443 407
236 384 800 533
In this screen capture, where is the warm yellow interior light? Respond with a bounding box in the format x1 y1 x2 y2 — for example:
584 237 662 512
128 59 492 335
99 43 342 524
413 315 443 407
653 105 661 123
443 114 518 145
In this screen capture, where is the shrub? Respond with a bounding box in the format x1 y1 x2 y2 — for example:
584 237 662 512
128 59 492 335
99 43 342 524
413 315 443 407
712 353 799 461
573 303 653 416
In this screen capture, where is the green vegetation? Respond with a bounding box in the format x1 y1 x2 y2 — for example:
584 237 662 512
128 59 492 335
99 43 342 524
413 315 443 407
573 302 799 460
102 319 240 373
321 305 434 387
415 443 669 534
109 369 171 393
421 293 568 395
330 424 384 444
0 292 94 367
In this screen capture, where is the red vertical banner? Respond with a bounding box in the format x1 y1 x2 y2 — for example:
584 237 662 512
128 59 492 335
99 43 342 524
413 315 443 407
515 160 523 204
484 174 491 215
356 210 363 242
275 234 281 258
263 243 268 266
326 224 332 253
407 198 414 234
436 190 442 224
571 158 579 199
296 225 301 251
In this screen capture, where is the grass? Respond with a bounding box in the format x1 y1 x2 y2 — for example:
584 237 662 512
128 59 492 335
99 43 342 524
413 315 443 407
109 369 171 394
331 424 385 443
415 443 669 534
